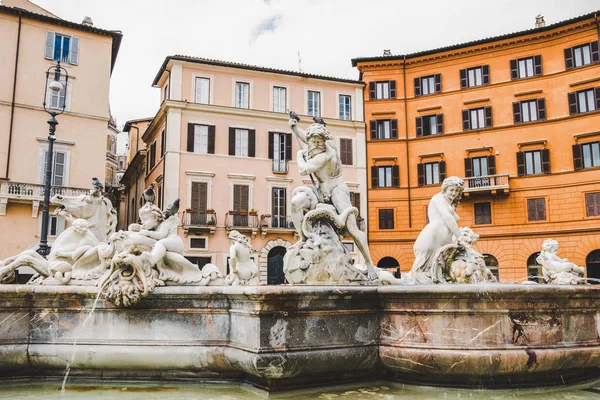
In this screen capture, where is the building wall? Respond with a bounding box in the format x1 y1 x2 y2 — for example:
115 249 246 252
137 59 367 280
0 6 118 259
357 15 600 282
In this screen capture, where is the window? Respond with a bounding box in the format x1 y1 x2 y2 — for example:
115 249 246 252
45 31 78 65
233 185 250 227
164 84 169 101
414 74 441 96
369 119 398 140
462 106 492 130
565 42 599 69
195 77 210 104
160 130 166 157
371 165 399 188
46 75 68 110
527 198 546 221
228 128 255 157
190 237 207 250
350 192 361 218
369 81 396 100
510 56 542 79
271 187 287 228
189 182 208 224
474 202 491 225
513 99 546 123
273 86 286 113
157 185 162 209
465 155 495 187
586 192 600 217
187 124 215 154
269 132 291 173
308 90 320 117
483 254 499 281
149 142 157 169
378 209 394 230
340 138 353 165
460 65 489 88
527 252 542 283
573 141 600 170
339 95 351 120
568 88 599 115
517 149 550 176
416 114 443 137
235 82 249 108
45 215 66 237
417 161 446 186
39 150 68 186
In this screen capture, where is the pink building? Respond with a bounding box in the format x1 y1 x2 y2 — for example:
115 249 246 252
0 0 121 262
122 56 367 283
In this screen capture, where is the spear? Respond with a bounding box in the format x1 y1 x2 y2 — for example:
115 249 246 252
289 110 316 186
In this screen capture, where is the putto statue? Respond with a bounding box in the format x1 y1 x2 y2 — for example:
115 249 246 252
283 112 378 285
535 239 586 285
405 177 496 284
0 187 225 307
225 230 259 286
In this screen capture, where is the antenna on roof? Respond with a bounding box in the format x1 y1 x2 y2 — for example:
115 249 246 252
298 51 302 72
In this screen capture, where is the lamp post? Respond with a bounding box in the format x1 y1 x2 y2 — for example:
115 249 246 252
38 61 69 257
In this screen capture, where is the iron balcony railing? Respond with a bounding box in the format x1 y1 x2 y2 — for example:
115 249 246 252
463 174 510 192
225 211 259 229
260 214 295 229
272 159 288 174
182 211 217 227
0 181 89 201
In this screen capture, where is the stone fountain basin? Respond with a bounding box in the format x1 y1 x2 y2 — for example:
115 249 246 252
0 284 599 390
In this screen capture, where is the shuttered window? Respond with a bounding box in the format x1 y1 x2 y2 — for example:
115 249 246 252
460 65 490 88
414 74 441 97
191 182 208 213
369 119 398 140
462 106 492 130
585 192 600 217
340 138 353 165
564 41 599 69
350 192 361 217
233 185 249 212
568 88 600 115
371 166 399 188
474 202 492 225
45 31 79 65
416 114 443 137
417 161 446 186
378 209 394 230
573 141 600 170
228 128 255 157
187 124 215 154
516 149 550 176
509 55 542 79
527 198 546 221
369 81 396 100
513 98 546 123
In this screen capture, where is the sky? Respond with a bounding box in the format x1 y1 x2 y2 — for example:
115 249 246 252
32 0 600 154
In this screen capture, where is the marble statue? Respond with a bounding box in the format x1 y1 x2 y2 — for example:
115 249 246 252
536 239 585 284
283 112 378 285
404 177 497 285
0 187 226 307
224 230 259 285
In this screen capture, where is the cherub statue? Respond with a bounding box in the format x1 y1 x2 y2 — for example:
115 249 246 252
536 239 585 284
225 230 259 286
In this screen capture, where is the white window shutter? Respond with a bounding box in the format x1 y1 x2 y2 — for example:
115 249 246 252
45 31 55 59
38 149 47 184
69 36 79 65
65 80 73 111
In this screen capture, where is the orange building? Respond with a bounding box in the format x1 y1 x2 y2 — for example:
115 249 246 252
353 13 600 283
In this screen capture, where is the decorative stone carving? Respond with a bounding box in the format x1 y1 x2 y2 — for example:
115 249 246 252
535 239 586 284
0 187 226 307
284 113 377 285
225 230 259 285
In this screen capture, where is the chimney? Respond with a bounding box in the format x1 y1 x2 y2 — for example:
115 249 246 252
535 15 545 28
82 16 93 26
383 49 392 56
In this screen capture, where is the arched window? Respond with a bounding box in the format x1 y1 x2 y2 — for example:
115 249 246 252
377 256 401 278
483 254 499 281
586 250 600 284
527 252 542 283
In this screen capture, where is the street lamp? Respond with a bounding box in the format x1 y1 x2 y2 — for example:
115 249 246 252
38 61 69 257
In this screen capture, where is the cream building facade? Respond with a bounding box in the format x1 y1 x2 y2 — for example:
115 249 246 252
122 56 367 283
0 0 121 260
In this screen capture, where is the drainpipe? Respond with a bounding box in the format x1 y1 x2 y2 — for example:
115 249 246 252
161 112 168 207
403 55 412 228
361 74 369 244
5 12 22 179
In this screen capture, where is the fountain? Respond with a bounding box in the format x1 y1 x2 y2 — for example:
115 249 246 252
0 116 599 393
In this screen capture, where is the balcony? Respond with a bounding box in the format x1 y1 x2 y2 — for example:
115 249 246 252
226 211 260 238
463 174 510 197
182 210 217 237
0 181 90 216
272 159 288 174
258 214 296 239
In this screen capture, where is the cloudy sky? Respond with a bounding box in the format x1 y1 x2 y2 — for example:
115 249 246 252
33 0 599 152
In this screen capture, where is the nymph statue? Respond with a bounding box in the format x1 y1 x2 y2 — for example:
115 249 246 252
406 176 464 284
283 113 378 285
225 230 259 286
536 239 585 284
